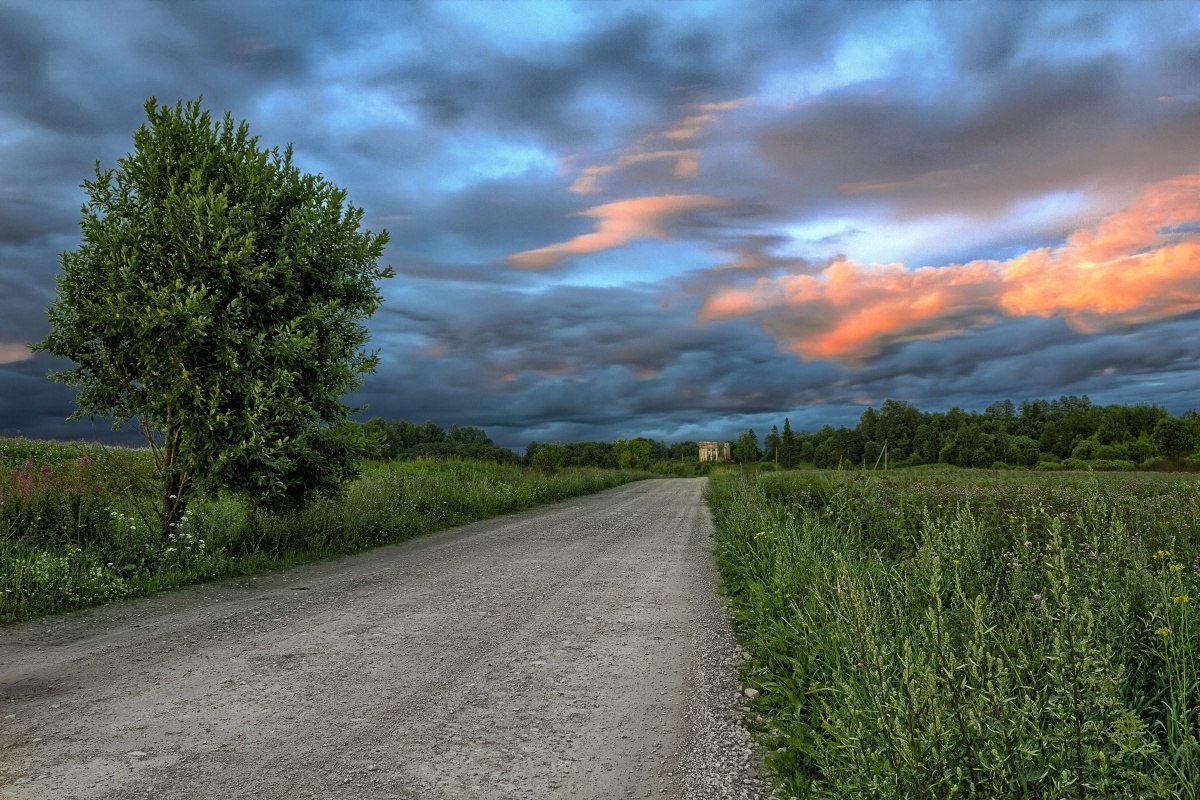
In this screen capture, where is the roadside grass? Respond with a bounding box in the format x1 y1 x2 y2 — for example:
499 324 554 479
708 469 1200 799
0 437 649 623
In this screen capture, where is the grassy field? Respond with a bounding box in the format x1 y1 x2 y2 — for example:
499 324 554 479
708 468 1200 799
0 437 648 623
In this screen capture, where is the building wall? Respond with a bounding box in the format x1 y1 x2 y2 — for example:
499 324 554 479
697 441 730 462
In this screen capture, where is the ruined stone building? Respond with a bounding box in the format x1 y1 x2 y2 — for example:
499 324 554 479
697 441 730 462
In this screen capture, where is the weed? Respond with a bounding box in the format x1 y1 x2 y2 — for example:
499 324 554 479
709 469 1200 798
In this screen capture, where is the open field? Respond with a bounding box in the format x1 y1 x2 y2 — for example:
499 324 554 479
0 437 648 623
708 468 1200 799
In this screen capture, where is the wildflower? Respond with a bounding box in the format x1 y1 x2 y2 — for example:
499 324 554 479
1172 594 1191 604
1154 550 1171 560
78 454 90 467
1156 627 1171 638
1032 593 1044 602
1171 563 1184 573
952 559 961 566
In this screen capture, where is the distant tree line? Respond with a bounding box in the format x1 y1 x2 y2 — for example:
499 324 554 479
356 420 707 472
362 396 1200 474
736 396 1200 471
522 438 699 471
359 418 520 464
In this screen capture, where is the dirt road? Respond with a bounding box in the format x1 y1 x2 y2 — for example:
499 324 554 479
1 478 766 799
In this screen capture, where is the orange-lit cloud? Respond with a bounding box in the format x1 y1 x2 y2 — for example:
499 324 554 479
0 343 33 365
566 97 748 195
661 98 749 142
507 194 731 269
700 173 1200 362
570 149 699 194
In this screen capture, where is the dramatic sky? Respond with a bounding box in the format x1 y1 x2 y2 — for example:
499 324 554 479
2 1 1200 448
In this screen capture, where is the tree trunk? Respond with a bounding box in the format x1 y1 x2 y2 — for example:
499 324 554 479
159 426 191 538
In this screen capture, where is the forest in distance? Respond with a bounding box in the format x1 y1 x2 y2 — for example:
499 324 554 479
359 395 1200 473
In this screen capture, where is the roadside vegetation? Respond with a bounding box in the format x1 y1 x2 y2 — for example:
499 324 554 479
709 468 1200 798
0 436 647 623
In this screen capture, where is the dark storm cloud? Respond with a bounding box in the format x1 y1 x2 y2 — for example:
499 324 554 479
354 278 836 444
397 175 596 261
376 12 717 146
833 314 1200 414
742 55 1190 228
3 0 1199 446
938 1 1032 75
0 354 138 443
373 1 859 150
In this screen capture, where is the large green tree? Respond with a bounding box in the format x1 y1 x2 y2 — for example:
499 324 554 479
36 98 392 534
733 429 761 464
778 417 799 468
613 438 653 470
1153 417 1197 461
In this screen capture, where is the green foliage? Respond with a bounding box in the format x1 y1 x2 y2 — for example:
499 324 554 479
363 418 519 464
0 438 648 622
779 418 799 468
763 426 781 463
662 440 694 461
613 438 654 470
35 98 391 531
1155 418 1198 461
770 396 1196 471
708 470 1200 798
530 442 566 473
733 429 761 463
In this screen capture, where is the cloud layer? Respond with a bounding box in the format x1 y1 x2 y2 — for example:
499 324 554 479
699 173 1200 362
507 194 730 269
2 1 1200 447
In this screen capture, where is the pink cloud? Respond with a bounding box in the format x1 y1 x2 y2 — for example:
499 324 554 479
564 97 748 195
507 194 731 270
999 173 1200 328
569 149 699 195
0 343 33 365
661 98 749 142
699 172 1200 362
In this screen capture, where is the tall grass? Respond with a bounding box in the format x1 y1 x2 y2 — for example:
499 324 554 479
708 470 1200 798
1 437 647 623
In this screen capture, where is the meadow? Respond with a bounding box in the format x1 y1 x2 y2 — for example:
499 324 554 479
708 468 1200 799
0 437 647 623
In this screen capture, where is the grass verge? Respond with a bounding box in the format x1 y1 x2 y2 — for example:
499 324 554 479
708 469 1200 799
1 439 648 623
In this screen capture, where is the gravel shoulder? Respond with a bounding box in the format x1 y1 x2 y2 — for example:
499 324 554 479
0 478 767 799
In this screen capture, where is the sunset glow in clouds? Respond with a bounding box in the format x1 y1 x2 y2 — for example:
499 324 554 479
506 194 731 269
698 174 1200 362
3 1 1200 445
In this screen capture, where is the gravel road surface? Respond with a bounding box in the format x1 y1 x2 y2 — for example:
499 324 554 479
1 478 767 799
